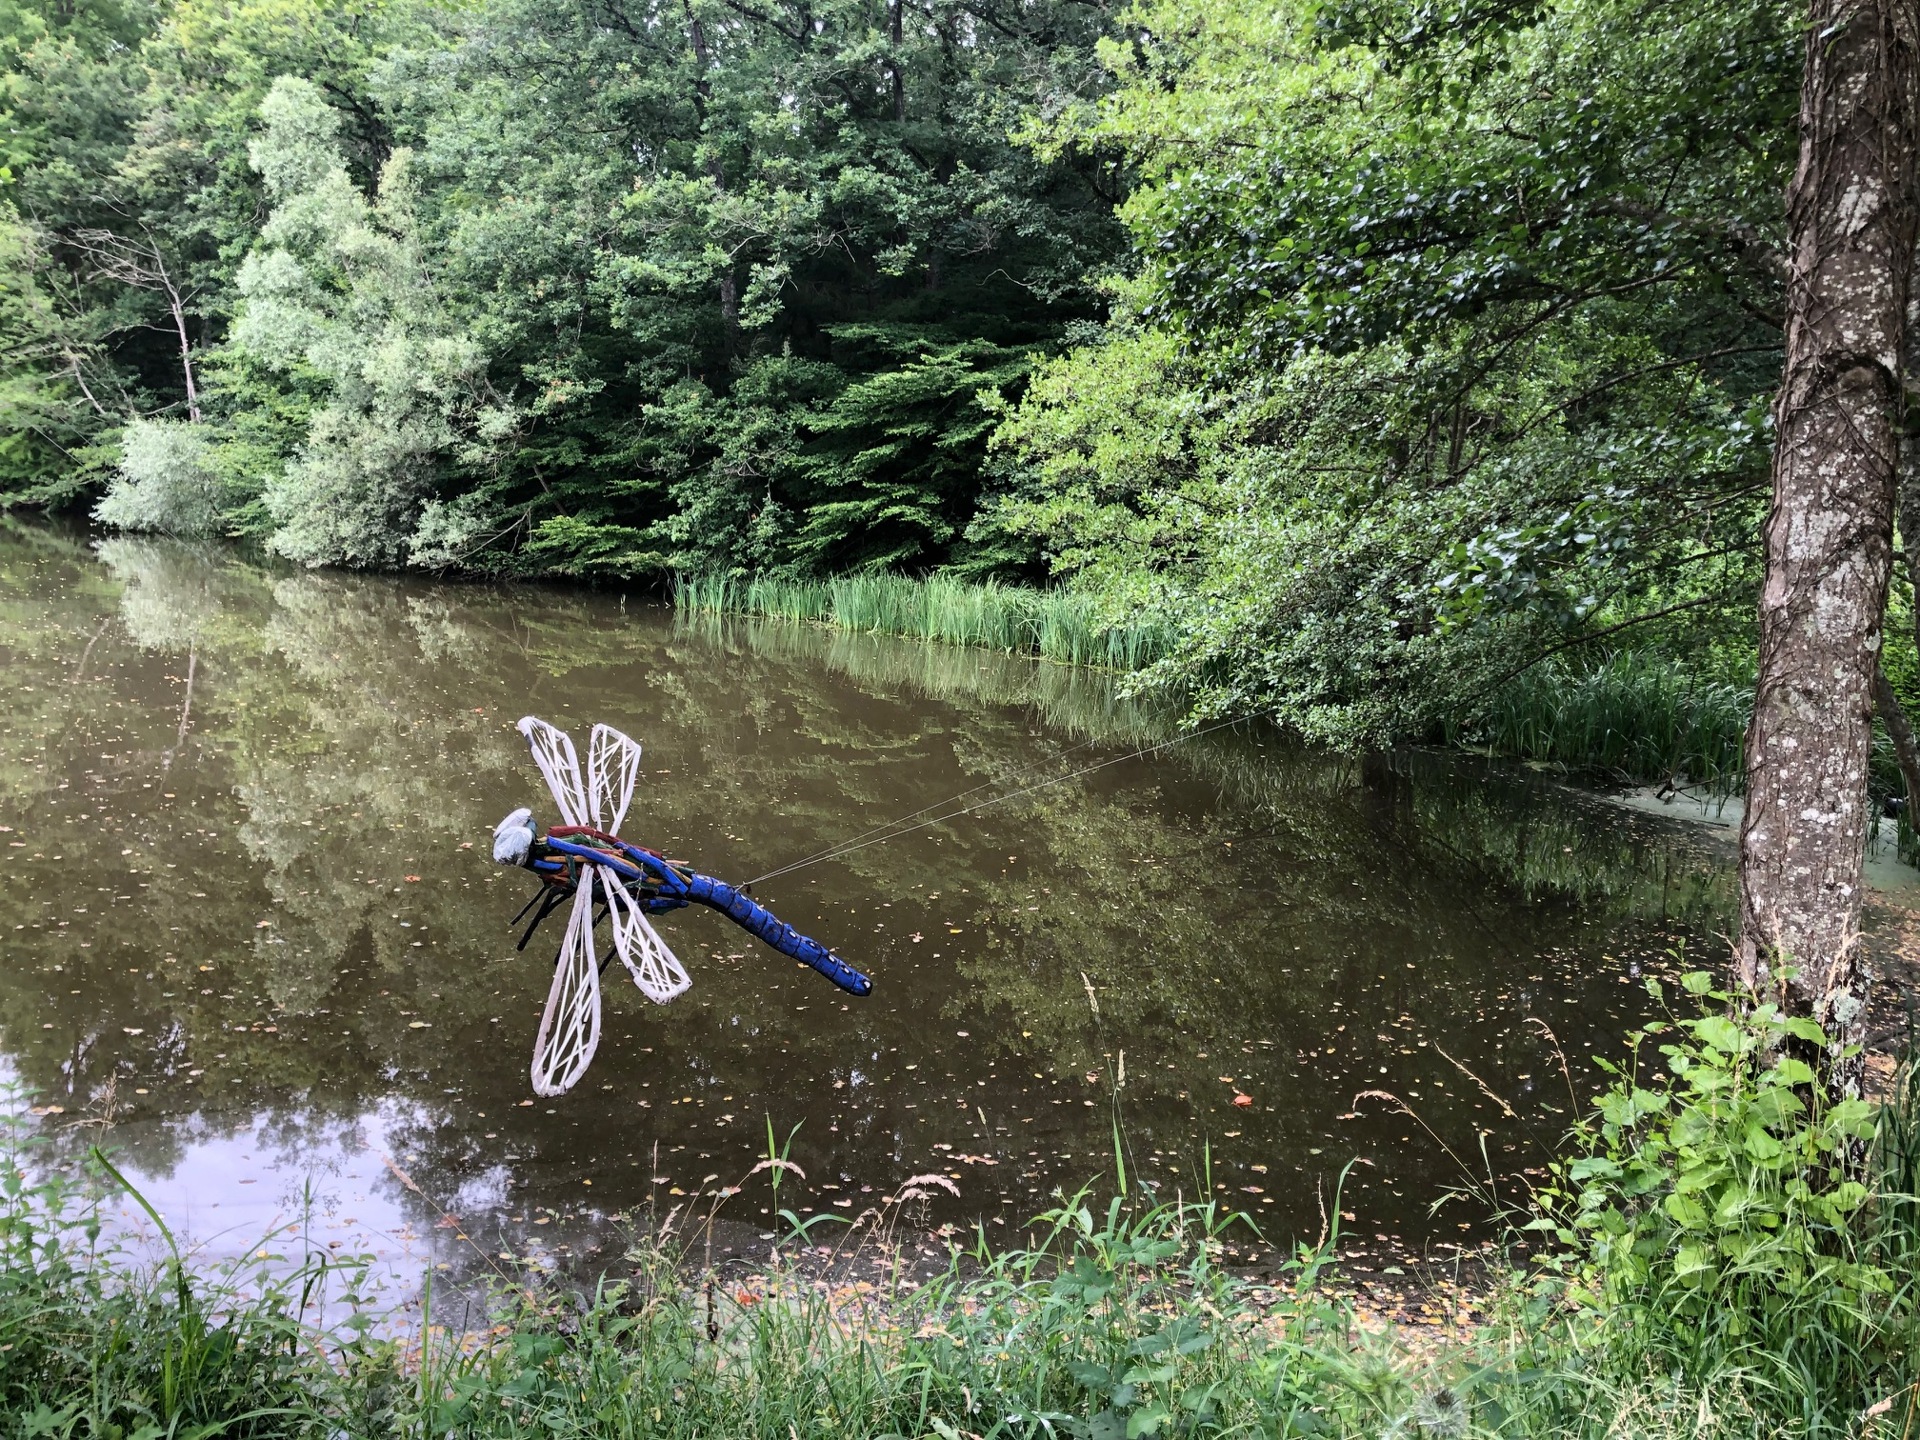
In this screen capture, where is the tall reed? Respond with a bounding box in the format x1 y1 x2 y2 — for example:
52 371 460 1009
1456 651 1751 790
672 571 1177 672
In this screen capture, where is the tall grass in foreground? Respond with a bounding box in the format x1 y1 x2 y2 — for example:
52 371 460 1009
0 1106 362 1437
674 571 1177 671
3 1005 1917 1440
1455 651 1752 790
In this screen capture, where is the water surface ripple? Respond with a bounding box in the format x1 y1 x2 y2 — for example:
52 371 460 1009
0 527 1737 1279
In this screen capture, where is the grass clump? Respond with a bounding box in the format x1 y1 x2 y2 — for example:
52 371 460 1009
672 571 1177 671
1456 651 1751 789
0 1112 350 1437
368 1193 1398 1439
673 572 834 625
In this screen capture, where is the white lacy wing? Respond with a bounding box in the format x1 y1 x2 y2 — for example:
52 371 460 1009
530 868 601 1096
519 716 589 828
602 873 691 1003
587 724 643 835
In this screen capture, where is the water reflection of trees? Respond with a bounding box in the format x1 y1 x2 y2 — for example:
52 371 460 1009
658 611 1734 1224
0 532 1735 1246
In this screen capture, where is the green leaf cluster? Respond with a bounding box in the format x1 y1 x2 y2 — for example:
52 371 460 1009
987 0 1786 742
1524 973 1903 1397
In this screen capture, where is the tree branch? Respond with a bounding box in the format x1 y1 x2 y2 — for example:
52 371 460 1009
1475 595 1724 695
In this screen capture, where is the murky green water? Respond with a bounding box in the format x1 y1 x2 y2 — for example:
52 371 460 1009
0 524 1739 1281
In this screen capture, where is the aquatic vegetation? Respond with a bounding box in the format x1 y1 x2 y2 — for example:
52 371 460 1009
1452 652 1752 790
674 570 1179 671
680 574 1761 797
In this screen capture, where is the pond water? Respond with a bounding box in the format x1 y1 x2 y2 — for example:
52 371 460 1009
0 524 1741 1288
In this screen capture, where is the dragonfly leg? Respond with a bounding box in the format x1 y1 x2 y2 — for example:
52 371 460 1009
509 887 547 928
517 884 572 952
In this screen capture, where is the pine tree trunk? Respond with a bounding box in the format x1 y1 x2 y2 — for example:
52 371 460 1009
1738 0 1920 1099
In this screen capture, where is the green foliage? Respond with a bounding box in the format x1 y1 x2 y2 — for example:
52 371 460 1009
1524 976 1909 1417
336 1186 1379 1440
233 77 502 568
676 569 1178 669
1456 651 1753 790
1135 0 1792 374
0 0 1806 788
2 0 1125 579
0 208 107 501
790 336 1035 573
979 307 1228 587
987 0 1781 743
0 0 438 500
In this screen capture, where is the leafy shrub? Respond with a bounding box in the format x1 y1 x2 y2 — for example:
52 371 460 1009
236 79 500 570
94 419 224 538
1524 972 1904 1419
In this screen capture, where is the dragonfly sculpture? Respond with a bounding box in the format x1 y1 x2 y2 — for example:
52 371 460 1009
493 716 871 1096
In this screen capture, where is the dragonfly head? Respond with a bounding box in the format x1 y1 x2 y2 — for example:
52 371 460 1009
492 807 537 866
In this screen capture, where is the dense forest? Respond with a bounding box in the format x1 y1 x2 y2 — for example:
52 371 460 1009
1 0 1820 751
0 0 1125 572
9 0 1920 1429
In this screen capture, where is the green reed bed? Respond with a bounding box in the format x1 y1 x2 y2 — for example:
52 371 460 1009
4 993 1918 1440
1455 651 1752 790
672 571 1177 672
672 573 834 625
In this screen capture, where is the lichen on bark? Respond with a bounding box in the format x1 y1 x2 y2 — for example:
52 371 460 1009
1738 0 1920 1100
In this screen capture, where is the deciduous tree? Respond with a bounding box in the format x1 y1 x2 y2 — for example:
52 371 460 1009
1736 0 1920 1097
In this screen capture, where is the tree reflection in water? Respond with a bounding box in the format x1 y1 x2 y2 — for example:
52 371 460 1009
0 525 1737 1282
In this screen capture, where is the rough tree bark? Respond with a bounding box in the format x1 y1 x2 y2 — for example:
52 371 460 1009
1738 0 1920 1099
